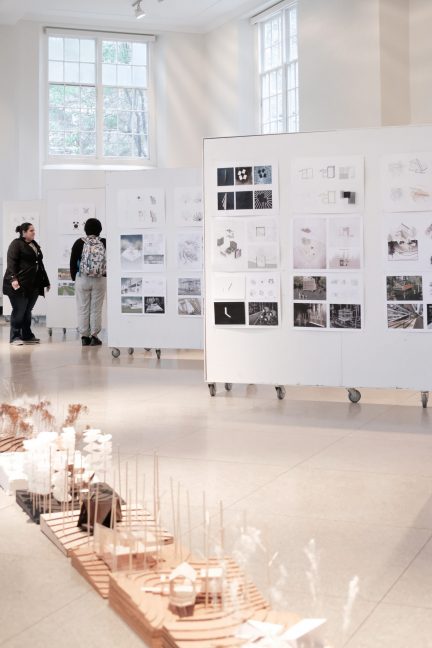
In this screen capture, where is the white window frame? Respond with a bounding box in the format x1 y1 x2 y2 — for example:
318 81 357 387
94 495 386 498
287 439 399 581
43 27 156 167
255 2 299 135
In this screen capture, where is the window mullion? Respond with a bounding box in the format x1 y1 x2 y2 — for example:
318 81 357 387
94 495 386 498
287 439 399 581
96 36 104 160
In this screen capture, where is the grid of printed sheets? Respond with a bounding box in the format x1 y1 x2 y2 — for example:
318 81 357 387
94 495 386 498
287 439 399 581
212 158 365 330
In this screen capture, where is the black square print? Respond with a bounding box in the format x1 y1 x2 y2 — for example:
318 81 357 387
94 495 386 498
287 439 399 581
217 168 234 186
235 166 253 185
214 301 246 325
236 191 254 210
254 165 272 184
255 190 273 209
218 192 235 211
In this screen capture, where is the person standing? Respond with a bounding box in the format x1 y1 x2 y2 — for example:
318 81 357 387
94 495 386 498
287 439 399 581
3 222 50 346
70 218 106 346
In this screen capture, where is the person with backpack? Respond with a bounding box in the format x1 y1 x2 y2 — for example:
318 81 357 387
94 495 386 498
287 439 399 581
70 218 106 346
3 222 50 345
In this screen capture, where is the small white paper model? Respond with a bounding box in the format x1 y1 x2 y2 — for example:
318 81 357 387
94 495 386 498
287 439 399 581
0 453 28 494
142 231 165 270
120 234 143 271
216 161 278 216
212 273 246 300
293 217 327 270
176 230 203 270
117 188 166 228
292 156 364 213
174 187 203 226
58 203 96 235
381 153 432 212
212 219 247 271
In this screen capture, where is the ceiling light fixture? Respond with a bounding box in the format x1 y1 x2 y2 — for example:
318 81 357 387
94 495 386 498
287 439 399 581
132 0 146 20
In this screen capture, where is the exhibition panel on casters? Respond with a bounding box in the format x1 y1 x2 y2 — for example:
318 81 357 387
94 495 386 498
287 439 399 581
203 125 432 405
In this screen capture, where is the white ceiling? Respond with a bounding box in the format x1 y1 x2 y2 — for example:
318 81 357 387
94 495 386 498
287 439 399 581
0 0 276 33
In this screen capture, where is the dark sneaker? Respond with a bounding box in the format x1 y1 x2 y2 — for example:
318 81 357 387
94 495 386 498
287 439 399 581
10 338 24 346
23 337 40 344
90 336 102 346
81 336 91 346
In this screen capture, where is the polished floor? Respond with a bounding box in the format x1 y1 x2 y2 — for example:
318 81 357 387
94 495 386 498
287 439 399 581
1 322 432 647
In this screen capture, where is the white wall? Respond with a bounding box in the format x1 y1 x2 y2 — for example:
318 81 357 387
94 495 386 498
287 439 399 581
299 0 382 132
409 0 432 125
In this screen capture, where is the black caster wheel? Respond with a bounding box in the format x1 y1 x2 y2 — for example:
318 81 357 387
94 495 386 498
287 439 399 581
48 328 53 337
156 349 161 360
421 392 429 408
224 383 233 391
128 347 134 355
348 388 361 403
144 348 151 351
111 348 120 358
63 328 66 335
208 383 216 397
275 386 286 400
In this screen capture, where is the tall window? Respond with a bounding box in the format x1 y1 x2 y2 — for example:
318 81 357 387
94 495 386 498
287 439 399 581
47 31 152 162
259 3 299 134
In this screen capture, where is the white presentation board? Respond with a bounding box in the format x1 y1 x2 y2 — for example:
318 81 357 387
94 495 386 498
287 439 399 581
44 186 107 331
204 124 432 391
106 168 204 350
2 201 46 317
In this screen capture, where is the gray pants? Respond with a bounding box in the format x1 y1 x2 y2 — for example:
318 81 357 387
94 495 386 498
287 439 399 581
75 275 106 337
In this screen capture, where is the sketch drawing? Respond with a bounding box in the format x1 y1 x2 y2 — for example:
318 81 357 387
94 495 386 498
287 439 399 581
121 277 142 295
247 273 280 301
293 218 327 269
247 219 278 244
58 203 96 235
212 274 246 300
117 189 165 228
142 231 165 268
327 275 362 302
212 220 246 271
382 153 432 212
174 187 203 226
178 277 201 296
177 231 203 270
248 244 278 269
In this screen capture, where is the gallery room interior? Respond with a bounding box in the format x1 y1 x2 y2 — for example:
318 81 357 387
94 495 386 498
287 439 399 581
1 1 432 647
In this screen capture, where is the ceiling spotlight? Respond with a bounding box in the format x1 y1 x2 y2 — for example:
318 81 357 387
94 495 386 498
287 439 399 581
132 0 146 19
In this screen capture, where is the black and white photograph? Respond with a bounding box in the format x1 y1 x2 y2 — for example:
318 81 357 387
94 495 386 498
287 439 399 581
293 302 327 328
235 191 254 210
58 267 72 281
254 165 272 185
293 218 327 269
58 282 75 297
217 167 234 186
254 189 273 209
214 301 246 325
386 219 418 261
144 296 165 314
248 302 279 326
235 166 253 185
386 275 423 301
121 277 142 295
293 276 327 300
218 191 235 211
178 277 202 296
178 297 202 316
120 234 143 271
330 304 362 329
427 304 432 329
387 303 424 329
121 296 143 314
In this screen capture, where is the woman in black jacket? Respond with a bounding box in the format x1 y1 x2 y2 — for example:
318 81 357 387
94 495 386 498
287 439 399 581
3 222 50 346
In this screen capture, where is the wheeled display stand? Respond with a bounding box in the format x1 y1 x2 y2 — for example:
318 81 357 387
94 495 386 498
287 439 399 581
203 125 432 406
